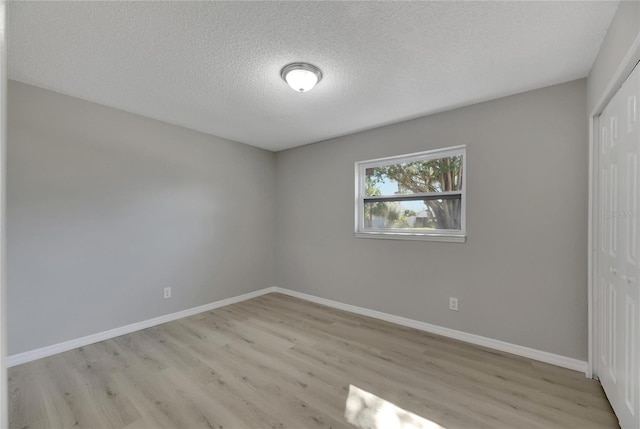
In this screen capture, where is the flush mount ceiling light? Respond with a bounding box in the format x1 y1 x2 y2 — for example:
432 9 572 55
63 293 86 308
280 62 322 93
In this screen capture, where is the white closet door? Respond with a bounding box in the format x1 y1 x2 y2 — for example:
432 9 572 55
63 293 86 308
598 62 640 429
598 80 618 412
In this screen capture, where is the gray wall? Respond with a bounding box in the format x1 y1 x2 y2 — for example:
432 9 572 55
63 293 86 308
276 79 588 360
7 81 276 355
587 1 640 113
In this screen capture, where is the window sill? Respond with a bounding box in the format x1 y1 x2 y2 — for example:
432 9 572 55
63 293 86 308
354 232 466 243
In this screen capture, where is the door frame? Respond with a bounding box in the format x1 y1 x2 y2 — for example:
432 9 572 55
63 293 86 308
588 34 640 379
0 2 6 427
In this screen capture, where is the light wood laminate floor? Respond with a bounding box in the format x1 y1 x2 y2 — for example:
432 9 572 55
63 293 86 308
9 293 618 429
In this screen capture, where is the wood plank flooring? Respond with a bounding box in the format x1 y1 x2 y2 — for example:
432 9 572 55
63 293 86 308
8 293 618 428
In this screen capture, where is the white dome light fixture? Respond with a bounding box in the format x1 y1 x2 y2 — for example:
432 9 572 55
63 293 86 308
281 62 322 93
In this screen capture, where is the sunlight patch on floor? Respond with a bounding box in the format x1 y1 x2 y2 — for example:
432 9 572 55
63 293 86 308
345 385 445 429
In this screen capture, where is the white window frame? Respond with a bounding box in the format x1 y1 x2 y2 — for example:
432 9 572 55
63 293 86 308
354 145 466 243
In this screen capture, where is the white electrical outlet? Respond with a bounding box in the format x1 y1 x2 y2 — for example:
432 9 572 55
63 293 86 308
449 297 458 311
163 287 172 299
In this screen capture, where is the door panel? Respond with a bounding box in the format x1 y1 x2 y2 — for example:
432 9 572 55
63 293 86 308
626 153 637 264
610 164 618 258
625 295 636 414
597 62 640 429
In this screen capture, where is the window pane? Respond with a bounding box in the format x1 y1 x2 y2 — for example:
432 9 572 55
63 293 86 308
364 198 461 230
365 155 463 196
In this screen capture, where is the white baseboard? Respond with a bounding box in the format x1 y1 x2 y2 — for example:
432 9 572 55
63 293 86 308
272 287 589 375
7 287 277 367
9 285 588 375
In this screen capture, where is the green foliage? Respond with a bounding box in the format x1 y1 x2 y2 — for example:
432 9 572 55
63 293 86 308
373 156 462 194
365 172 382 197
364 201 413 228
364 171 388 223
365 156 463 229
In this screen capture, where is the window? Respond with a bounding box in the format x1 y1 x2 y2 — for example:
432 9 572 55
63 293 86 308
355 146 466 242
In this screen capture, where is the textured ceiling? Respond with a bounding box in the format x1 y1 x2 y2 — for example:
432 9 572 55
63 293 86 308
8 1 618 151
